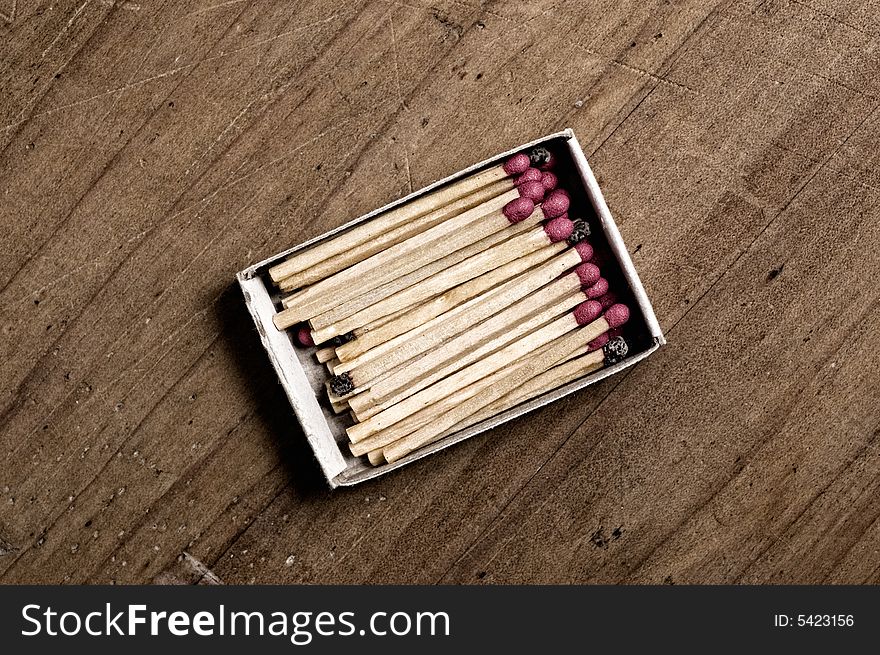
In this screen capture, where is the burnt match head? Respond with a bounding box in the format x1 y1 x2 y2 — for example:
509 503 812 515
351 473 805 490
574 262 600 287
543 216 574 242
503 153 532 175
502 197 536 223
573 300 603 325
602 336 629 365
329 372 355 396
331 332 355 346
585 277 609 299
567 219 590 245
540 189 570 219
296 325 315 347
515 167 543 185
529 146 555 170
574 241 594 262
540 171 559 191
604 303 630 328
516 180 545 202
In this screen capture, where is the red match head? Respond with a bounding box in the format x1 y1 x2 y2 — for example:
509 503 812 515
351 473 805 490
543 216 574 243
587 332 609 351
540 189 570 219
574 241 593 262
540 171 559 191
598 291 618 310
515 168 543 185
502 197 535 223
503 153 532 175
585 277 609 299
604 303 630 328
296 325 315 347
573 300 603 326
517 180 546 202
574 262 600 287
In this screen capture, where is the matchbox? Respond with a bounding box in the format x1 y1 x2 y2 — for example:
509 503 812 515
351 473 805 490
237 130 665 487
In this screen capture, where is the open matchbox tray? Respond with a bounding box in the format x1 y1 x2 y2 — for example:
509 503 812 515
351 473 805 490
237 129 665 488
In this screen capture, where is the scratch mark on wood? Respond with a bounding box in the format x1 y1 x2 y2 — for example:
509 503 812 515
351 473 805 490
2 10 355 133
41 1 91 60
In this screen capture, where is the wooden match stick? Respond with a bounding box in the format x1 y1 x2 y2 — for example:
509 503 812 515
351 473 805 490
328 241 595 394
348 261 603 419
273 186 569 330
315 346 336 363
348 304 630 455
366 335 630 463
381 309 630 463
305 205 543 335
268 153 536 285
330 399 350 415
310 214 577 343
346 303 630 444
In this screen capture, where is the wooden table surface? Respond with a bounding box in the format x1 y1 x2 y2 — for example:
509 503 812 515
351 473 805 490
2 0 879 585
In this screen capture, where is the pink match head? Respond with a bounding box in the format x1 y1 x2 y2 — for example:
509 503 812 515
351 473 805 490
503 153 532 175
540 189 570 219
574 262 600 287
587 332 610 352
502 197 535 223
598 291 618 310
517 180 545 202
296 325 315 347
574 241 594 262
573 300 603 326
543 216 574 243
515 167 543 185
604 303 630 328
585 277 609 299
540 171 559 191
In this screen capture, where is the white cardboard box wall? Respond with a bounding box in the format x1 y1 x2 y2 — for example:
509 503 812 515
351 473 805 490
237 129 665 487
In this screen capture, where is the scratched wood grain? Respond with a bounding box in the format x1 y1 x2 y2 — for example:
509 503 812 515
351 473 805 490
1 0 878 584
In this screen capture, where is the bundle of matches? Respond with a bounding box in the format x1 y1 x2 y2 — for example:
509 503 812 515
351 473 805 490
268 145 634 464
348 301 631 464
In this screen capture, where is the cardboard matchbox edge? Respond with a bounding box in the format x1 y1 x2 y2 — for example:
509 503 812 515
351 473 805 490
236 129 665 488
